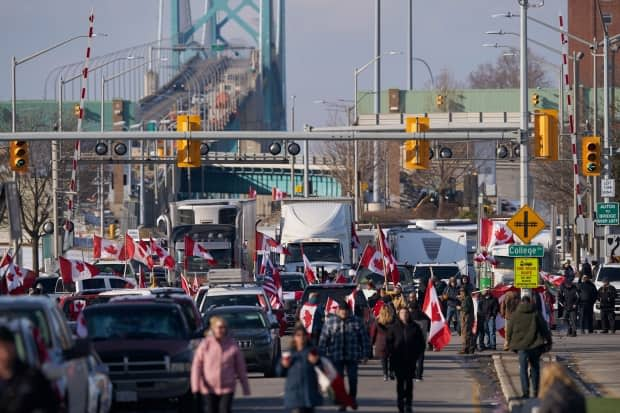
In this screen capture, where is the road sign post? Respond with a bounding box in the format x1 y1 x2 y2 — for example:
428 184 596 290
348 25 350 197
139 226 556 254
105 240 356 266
596 202 619 226
514 257 539 289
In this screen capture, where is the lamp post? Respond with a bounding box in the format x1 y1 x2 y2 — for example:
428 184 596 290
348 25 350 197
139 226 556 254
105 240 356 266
353 51 401 220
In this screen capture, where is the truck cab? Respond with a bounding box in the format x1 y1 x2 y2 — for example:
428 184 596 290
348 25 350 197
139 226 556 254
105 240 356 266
282 239 344 274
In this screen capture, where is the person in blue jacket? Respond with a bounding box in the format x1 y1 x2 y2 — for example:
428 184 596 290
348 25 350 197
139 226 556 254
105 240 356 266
279 324 323 413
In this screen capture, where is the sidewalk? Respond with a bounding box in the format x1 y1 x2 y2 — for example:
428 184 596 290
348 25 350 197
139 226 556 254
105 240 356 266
492 331 620 412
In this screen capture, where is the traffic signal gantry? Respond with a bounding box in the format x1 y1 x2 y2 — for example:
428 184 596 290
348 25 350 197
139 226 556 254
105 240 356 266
9 140 29 172
581 136 601 177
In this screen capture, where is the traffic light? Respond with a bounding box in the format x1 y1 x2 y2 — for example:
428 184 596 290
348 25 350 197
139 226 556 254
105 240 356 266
73 104 81 118
533 109 559 160
435 95 445 107
531 93 540 106
176 114 202 168
581 136 601 176
404 117 431 170
9 140 29 173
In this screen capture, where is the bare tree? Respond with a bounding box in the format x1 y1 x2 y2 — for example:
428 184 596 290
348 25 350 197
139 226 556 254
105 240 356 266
468 53 552 89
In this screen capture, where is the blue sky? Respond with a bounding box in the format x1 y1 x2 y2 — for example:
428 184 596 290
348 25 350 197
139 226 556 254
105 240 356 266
0 0 567 128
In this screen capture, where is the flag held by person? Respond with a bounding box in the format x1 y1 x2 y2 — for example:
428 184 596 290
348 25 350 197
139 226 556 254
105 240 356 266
299 302 318 334
93 235 122 259
315 357 356 408
422 278 451 351
376 225 400 284
302 248 318 284
358 244 384 276
58 257 100 284
150 238 176 270
184 235 217 265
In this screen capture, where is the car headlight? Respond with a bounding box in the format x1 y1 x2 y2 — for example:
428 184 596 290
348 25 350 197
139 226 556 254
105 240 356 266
170 349 193 372
254 334 272 346
170 362 192 372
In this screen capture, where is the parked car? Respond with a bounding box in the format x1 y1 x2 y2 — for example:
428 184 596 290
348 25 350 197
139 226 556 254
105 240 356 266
279 272 308 331
204 305 281 377
0 296 92 412
594 263 620 329
55 275 136 295
83 301 198 408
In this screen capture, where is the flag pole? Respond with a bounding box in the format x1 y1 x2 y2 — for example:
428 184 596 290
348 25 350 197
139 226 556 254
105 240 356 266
123 232 128 278
355 242 370 273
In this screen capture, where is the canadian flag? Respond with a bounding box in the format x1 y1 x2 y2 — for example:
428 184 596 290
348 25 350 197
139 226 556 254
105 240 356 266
372 299 385 318
150 238 176 270
351 224 361 250
316 357 356 409
474 250 498 266
422 278 452 351
58 257 100 284
125 234 154 269
300 303 318 334
540 271 565 288
302 251 318 284
180 274 191 295
256 232 290 255
358 244 385 276
377 226 400 284
480 219 515 248
184 236 217 265
272 187 286 201
93 235 122 259
0 254 35 295
76 311 88 338
334 273 347 284
325 297 340 315
345 288 357 311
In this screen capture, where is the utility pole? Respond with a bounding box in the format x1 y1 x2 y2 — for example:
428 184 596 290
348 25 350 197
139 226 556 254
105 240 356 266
372 0 381 206
519 0 530 208
603 31 611 259
407 0 413 90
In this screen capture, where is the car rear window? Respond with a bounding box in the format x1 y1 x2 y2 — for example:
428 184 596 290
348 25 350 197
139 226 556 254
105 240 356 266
282 277 305 291
212 311 267 330
94 263 127 276
108 278 130 289
82 279 107 290
202 294 263 312
85 306 187 340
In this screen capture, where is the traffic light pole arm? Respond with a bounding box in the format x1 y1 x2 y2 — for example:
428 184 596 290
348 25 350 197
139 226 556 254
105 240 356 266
15 35 95 66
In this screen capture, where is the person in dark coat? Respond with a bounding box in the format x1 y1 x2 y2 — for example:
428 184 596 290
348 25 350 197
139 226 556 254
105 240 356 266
578 274 597 333
598 277 617 333
370 305 395 381
444 277 461 334
580 259 593 278
408 299 430 380
538 362 586 413
0 327 59 413
475 291 487 351
458 287 476 354
386 307 426 413
480 289 499 350
279 325 323 413
558 279 579 336
506 296 552 398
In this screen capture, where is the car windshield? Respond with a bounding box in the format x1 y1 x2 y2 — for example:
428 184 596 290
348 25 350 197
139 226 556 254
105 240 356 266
94 263 128 276
202 294 265 312
86 306 187 340
285 243 341 263
34 278 57 294
412 266 461 280
2 310 51 348
81 279 107 290
597 267 620 283
215 311 266 330
281 277 305 291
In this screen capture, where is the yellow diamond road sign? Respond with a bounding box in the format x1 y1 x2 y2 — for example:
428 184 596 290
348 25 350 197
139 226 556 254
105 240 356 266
506 205 546 244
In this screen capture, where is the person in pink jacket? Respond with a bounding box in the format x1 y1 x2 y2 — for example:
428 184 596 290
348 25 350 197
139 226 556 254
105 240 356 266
191 316 251 413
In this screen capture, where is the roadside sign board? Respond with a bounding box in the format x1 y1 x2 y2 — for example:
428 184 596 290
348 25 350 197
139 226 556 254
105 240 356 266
601 178 616 198
506 205 546 244
508 244 544 257
596 202 620 226
514 258 539 288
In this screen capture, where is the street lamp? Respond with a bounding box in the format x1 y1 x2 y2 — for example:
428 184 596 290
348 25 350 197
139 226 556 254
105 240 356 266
354 50 402 217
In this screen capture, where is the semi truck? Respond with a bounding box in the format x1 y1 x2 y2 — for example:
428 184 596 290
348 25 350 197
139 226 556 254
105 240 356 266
278 198 353 275
157 199 256 283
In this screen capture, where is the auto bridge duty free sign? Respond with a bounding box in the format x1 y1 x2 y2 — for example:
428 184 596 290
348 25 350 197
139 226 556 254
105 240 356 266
513 257 539 289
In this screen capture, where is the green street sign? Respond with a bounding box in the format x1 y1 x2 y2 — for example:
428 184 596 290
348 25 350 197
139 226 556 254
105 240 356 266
211 44 226 51
596 202 620 225
508 244 544 257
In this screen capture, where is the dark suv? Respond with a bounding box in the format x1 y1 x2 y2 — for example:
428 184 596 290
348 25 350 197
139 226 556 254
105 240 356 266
83 301 198 406
204 306 281 377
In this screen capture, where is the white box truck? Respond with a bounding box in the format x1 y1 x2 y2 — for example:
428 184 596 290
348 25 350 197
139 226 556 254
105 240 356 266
279 198 353 274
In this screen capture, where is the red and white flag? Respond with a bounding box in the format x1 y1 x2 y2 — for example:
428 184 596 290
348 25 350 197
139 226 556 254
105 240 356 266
302 251 318 284
351 224 361 250
377 226 400 285
473 250 498 266
540 271 565 287
256 232 290 255
300 302 318 334
334 273 347 284
480 219 515 248
0 254 35 295
325 297 340 315
93 235 122 259
345 288 357 311
372 299 385 318
124 234 154 269
184 236 217 265
272 187 286 201
151 238 176 270
358 244 385 276
58 257 100 284
490 284 520 338
180 274 191 295
138 267 146 288
192 274 200 296
422 278 451 351
316 357 356 409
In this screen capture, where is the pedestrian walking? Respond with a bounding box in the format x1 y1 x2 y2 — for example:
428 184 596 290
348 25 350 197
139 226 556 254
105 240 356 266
506 296 552 399
191 316 250 413
460 275 474 296
444 277 461 335
279 325 323 413
318 301 370 411
500 289 520 350
538 362 586 413
480 289 499 350
598 277 617 333
580 259 593 278
559 279 579 337
458 287 476 354
474 291 487 351
408 300 430 380
0 327 59 413
563 260 575 283
386 307 426 413
370 305 395 381
578 274 597 334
